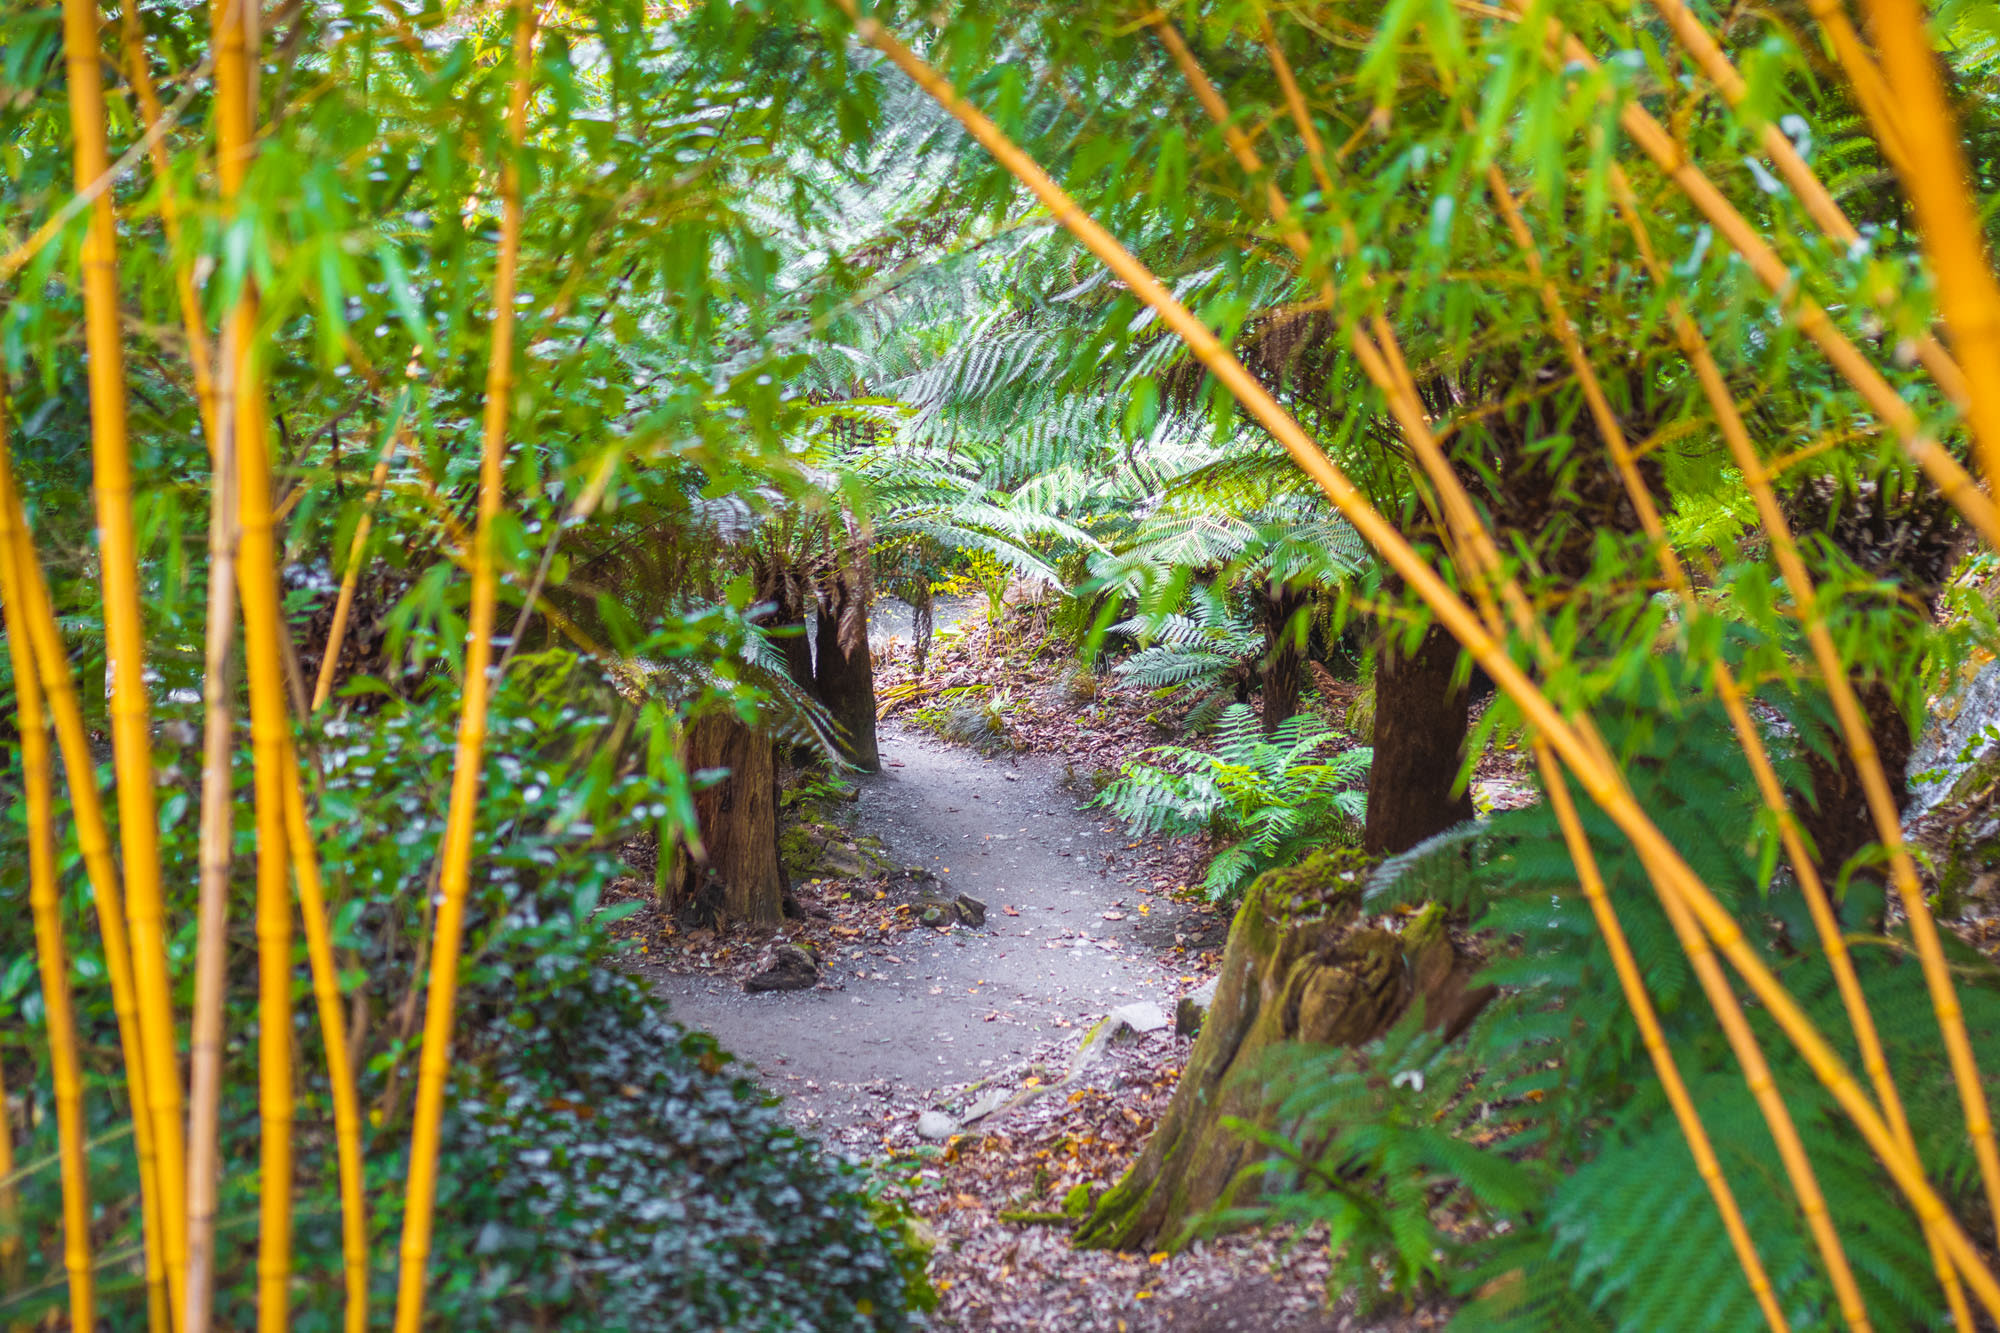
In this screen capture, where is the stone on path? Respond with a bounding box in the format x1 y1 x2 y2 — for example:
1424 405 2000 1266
743 944 819 993
1175 977 1218 1037
916 1110 959 1141
1074 1001 1170 1069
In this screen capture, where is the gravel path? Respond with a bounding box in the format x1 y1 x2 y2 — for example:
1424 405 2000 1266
650 719 1210 1132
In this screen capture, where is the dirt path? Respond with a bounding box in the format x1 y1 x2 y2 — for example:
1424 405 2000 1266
650 718 1210 1134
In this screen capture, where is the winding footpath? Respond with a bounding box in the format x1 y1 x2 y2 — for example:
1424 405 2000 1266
649 718 1211 1134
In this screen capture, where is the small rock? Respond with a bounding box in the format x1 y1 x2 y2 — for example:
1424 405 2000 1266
1106 1001 1170 1035
954 893 987 927
916 1110 958 1141
743 944 818 993
1175 976 1219 1037
920 904 949 928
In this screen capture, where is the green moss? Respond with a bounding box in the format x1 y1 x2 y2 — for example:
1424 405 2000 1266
1243 847 1375 923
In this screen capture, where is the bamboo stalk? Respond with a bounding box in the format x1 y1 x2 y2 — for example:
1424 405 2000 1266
56 0 188 1317
1675 280 2000 1246
207 0 301 1324
828 8 2000 1314
1536 746 1789 1331
1639 0 1965 409
0 402 169 1331
392 5 537 1325
117 0 219 444
183 323 240 1333
312 425 402 710
0 438 95 1333
1594 168 1973 1327
279 734 369 1333
1849 0 2000 495
1497 2 2000 554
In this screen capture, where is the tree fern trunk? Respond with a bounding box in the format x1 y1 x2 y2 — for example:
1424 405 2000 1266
666 713 785 925
814 575 879 771
1363 620 1474 855
1259 584 1310 734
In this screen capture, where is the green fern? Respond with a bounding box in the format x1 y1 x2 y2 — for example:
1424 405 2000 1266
1092 703 1371 899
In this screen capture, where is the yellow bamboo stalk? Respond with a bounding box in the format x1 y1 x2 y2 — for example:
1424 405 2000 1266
279 733 369 1333
1537 745 1789 1331
1639 0 1965 409
1798 0 1913 172
829 8 2000 1315
207 0 300 1324
1673 285 2000 1240
312 426 402 710
1595 169 1973 1327
1499 2 2000 554
0 403 169 1331
393 4 537 1325
117 0 219 444
1849 0 2000 492
57 0 188 1317
0 441 95 1333
1170 27 1874 1319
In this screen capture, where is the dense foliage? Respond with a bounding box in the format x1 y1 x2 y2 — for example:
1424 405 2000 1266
5 0 2000 1324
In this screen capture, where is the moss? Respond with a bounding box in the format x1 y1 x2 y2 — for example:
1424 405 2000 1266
777 825 819 872
1242 846 1375 924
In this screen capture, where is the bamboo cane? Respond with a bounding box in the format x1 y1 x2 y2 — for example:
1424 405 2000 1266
1494 2 2000 555
0 402 170 1331
1589 167 1973 1326
207 0 301 1323
1490 15 2000 1241
1676 284 2000 1244
56 0 188 1317
1537 745 1789 1331
0 442 94 1333
1164 21 1876 1322
117 0 219 444
1848 0 2000 494
827 8 2000 1313
183 320 240 1333
392 5 537 1325
312 425 402 710
279 733 369 1333
1639 0 1965 409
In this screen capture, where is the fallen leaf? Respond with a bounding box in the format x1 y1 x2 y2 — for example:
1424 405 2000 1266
1102 911 1126 921
1003 905 1021 916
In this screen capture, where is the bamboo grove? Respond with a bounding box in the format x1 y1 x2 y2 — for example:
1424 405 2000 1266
4 0 2000 1326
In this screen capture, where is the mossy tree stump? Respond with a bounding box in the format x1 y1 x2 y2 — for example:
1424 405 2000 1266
1074 850 1490 1253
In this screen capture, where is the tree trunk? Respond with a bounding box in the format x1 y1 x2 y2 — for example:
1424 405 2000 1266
1798 679 1912 914
1362 621 1474 856
1259 584 1311 735
1074 851 1490 1254
663 713 785 926
814 574 879 772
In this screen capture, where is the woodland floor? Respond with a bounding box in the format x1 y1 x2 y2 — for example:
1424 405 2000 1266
626 605 1457 1331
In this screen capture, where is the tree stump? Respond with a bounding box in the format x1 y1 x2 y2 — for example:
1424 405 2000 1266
1074 850 1490 1254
